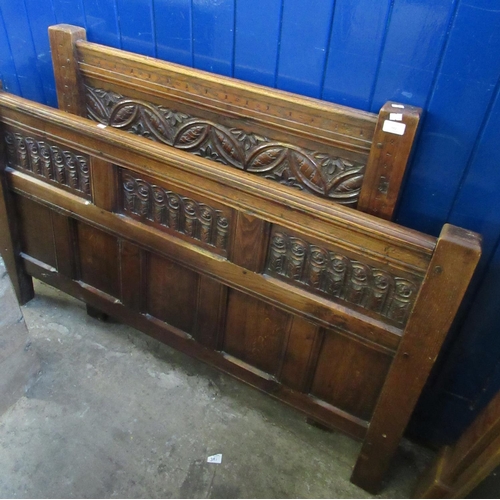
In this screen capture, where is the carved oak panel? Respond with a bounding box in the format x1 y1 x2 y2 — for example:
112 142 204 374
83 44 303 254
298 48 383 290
86 85 365 206
3 129 91 199
120 170 230 255
265 230 420 326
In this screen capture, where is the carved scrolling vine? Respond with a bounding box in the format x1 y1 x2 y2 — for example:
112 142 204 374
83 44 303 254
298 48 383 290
266 231 419 325
86 85 365 206
3 130 91 198
122 173 230 251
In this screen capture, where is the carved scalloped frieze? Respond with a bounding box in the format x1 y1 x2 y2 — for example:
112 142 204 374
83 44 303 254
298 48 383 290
86 85 365 206
3 130 91 198
121 172 230 252
266 231 419 325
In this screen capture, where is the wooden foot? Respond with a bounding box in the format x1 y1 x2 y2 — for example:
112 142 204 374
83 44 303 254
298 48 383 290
86 304 109 322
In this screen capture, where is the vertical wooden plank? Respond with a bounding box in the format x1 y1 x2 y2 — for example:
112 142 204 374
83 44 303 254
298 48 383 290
192 0 234 76
90 158 117 212
279 317 319 392
310 332 392 421
48 24 87 116
233 0 282 87
223 290 290 376
230 212 270 272
81 0 120 48
23 0 58 106
154 0 192 65
351 224 481 493
76 222 120 298
51 211 76 278
276 0 335 97
14 195 57 269
358 101 422 220
321 0 392 109
119 240 143 311
0 180 33 304
51 0 87 27
0 11 22 96
370 0 456 110
396 0 500 236
194 275 227 350
146 252 199 334
116 0 155 57
0 0 46 103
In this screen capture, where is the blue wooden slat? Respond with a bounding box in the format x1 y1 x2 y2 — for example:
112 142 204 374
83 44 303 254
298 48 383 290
82 0 120 48
370 0 456 111
321 0 391 110
23 0 58 107
276 0 335 98
51 0 87 27
0 9 22 96
396 0 500 236
154 0 193 65
192 0 234 76
233 0 282 87
116 0 155 56
0 0 46 103
448 81 500 274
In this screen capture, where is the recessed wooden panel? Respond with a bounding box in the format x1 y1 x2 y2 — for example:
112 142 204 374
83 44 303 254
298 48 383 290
76 222 120 298
194 275 227 349
15 194 56 269
146 252 199 334
311 331 392 421
223 290 290 376
279 317 319 391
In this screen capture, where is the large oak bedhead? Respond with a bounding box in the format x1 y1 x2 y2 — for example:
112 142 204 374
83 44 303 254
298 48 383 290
49 24 421 222
0 89 480 493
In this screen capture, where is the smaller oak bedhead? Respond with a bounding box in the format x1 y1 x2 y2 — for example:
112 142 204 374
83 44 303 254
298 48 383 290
49 24 421 221
0 87 480 493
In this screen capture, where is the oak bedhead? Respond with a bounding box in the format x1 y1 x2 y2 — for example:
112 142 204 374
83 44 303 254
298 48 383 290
49 24 421 221
0 88 480 493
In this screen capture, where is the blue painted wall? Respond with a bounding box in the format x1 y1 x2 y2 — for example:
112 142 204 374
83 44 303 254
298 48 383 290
1 0 499 444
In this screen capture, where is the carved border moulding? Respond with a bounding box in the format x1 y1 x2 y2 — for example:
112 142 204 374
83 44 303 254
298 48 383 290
121 172 230 253
3 129 91 199
266 231 420 326
86 85 365 207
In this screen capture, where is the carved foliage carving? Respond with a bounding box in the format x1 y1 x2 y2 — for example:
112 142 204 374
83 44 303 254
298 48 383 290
122 173 230 251
86 86 365 206
266 231 419 325
3 130 91 198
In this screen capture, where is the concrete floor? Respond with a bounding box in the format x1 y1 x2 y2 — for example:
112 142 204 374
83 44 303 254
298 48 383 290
0 276 433 498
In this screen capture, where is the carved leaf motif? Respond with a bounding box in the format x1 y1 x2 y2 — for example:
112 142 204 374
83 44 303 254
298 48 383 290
288 151 328 195
86 87 110 123
247 146 287 173
174 122 210 149
212 128 244 167
140 108 171 143
111 103 137 127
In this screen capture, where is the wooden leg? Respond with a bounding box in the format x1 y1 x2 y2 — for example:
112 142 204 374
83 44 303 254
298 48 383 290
86 304 109 322
351 225 481 493
0 171 34 304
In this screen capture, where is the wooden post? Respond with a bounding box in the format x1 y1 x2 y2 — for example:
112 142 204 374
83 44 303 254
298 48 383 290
0 143 34 304
358 101 422 220
49 24 87 116
351 224 481 493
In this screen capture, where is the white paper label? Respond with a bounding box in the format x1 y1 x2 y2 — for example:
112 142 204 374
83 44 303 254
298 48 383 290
382 120 406 136
97 123 107 129
389 113 403 121
207 454 222 464
391 104 405 109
